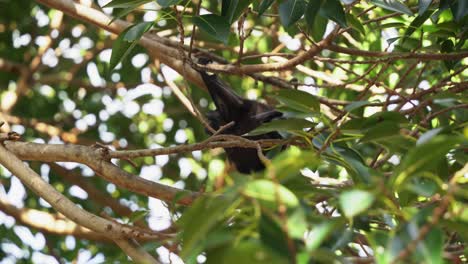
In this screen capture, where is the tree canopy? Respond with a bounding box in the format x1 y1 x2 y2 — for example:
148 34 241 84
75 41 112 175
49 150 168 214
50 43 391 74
0 0 467 263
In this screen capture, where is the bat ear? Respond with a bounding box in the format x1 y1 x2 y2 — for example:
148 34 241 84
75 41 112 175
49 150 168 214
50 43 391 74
252 110 283 123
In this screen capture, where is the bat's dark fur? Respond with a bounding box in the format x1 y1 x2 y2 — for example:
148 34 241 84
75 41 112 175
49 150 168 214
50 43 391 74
198 58 283 173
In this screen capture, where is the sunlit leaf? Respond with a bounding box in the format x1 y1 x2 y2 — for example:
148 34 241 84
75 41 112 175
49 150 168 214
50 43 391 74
394 135 465 187
339 190 375 218
243 179 299 209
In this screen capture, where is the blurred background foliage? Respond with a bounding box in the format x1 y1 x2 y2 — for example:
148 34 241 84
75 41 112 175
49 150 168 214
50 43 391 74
0 0 467 263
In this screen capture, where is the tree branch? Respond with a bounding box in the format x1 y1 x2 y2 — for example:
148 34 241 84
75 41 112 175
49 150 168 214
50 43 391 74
0 197 109 241
3 141 199 205
0 143 168 240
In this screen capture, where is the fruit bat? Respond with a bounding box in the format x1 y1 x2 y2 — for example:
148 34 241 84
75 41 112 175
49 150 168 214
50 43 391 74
198 58 283 173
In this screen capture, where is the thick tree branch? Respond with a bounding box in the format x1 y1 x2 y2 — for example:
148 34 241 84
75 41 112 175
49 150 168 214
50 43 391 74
0 197 109 241
0 143 167 240
114 238 160 264
3 141 199 205
49 163 147 228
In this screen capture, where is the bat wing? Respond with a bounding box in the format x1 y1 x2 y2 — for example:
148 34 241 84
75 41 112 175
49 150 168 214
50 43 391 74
201 73 245 122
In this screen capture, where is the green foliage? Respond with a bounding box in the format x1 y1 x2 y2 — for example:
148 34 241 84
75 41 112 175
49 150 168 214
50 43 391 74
193 14 231 44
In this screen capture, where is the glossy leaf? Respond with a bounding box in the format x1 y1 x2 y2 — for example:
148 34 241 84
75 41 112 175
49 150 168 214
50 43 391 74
346 14 365 35
305 219 344 251
416 128 443 145
206 239 288 264
403 10 434 42
109 23 144 71
222 0 239 23
418 0 433 14
257 0 275 16
230 0 253 24
279 0 307 28
259 213 291 258
103 0 152 8
275 89 320 113
178 195 238 258
193 14 231 44
370 0 413 16
360 121 401 142
250 118 315 135
243 179 299 209
123 21 153 41
305 0 327 41
157 0 181 8
339 190 375 218
394 135 465 187
320 0 347 28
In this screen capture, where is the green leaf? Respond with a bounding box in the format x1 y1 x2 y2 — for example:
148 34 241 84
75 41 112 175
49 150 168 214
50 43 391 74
243 179 299 209
339 190 375 218
222 0 253 24
440 220 468 241
346 14 365 35
416 128 443 145
206 239 288 264
344 100 371 112
287 208 308 239
193 14 231 44
360 121 401 142
275 89 320 113
305 219 344 251
250 118 315 135
305 0 322 31
363 111 408 128
157 0 181 8
451 0 468 21
123 21 153 41
110 6 141 24
405 176 439 197
421 228 444 264
394 135 465 187
128 209 149 223
222 0 239 23
109 21 153 71
103 0 152 8
257 0 275 16
305 0 327 41
370 0 413 16
178 195 238 258
320 0 347 28
379 22 406 28
403 10 434 42
231 0 253 24
418 0 433 15
259 213 291 258
269 147 320 182
279 0 307 28
324 146 372 184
